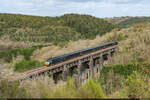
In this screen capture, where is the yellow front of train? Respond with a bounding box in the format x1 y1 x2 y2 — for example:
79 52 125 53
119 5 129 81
45 62 50 67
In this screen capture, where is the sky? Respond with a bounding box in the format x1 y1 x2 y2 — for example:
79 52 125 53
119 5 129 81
0 0 150 18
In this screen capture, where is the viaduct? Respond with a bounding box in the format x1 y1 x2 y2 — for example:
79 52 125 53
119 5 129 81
18 44 118 85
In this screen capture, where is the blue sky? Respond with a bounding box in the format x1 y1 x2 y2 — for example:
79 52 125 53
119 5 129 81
0 0 150 18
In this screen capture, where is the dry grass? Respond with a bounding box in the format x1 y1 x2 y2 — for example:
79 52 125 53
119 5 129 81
0 36 31 50
19 76 65 98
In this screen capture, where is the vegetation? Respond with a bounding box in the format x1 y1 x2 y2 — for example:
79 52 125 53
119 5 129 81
14 60 44 72
0 13 116 46
1 62 150 98
0 45 46 62
0 80 30 98
1 13 150 98
118 17 150 28
0 77 104 98
99 63 150 95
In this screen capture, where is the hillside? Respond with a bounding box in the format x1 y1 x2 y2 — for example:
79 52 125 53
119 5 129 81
1 21 150 98
1 14 150 98
104 16 131 24
118 17 150 28
104 16 150 28
0 13 116 47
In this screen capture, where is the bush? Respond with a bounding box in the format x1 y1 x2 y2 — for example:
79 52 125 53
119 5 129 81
42 78 103 98
78 78 103 98
99 62 150 95
0 45 45 62
119 71 150 98
14 60 44 72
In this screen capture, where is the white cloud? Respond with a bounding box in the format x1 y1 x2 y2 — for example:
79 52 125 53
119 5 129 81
0 0 149 17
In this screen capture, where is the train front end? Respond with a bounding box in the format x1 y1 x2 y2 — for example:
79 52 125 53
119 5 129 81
45 61 50 66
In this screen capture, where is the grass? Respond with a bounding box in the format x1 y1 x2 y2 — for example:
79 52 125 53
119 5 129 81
14 60 44 72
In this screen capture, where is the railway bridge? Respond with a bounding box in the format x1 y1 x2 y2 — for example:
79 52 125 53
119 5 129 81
19 42 118 85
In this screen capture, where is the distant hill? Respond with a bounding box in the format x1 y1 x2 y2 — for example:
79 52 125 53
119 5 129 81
0 13 116 46
104 16 131 25
118 17 150 28
104 16 150 28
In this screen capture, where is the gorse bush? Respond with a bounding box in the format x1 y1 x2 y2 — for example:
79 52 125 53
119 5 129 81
14 60 44 72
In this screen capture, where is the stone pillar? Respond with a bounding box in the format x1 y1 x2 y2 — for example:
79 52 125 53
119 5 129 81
62 65 67 81
99 54 104 71
78 60 82 85
89 57 94 78
107 52 111 65
69 67 74 78
53 73 58 84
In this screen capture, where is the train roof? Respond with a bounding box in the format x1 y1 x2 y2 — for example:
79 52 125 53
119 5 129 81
47 41 118 61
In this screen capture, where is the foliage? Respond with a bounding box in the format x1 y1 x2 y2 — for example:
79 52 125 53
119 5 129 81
42 78 103 98
119 71 150 98
14 60 44 72
0 13 116 46
78 78 103 98
0 45 45 62
99 62 150 95
101 62 150 81
107 32 128 42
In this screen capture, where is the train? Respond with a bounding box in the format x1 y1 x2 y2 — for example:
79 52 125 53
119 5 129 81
45 41 118 66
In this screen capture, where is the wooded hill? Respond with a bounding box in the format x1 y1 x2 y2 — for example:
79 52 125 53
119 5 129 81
0 13 116 46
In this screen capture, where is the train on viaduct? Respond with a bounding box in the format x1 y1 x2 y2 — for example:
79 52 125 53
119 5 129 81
18 41 119 85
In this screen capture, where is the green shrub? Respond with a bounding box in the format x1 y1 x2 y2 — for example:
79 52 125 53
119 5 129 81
119 71 150 98
42 78 103 98
99 62 150 96
78 78 103 98
0 45 45 62
101 62 150 80
14 60 44 72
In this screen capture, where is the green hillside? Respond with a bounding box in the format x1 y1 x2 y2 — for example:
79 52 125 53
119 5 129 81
117 17 150 28
0 13 116 46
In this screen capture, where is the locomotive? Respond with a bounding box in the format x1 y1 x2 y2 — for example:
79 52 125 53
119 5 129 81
45 41 118 67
